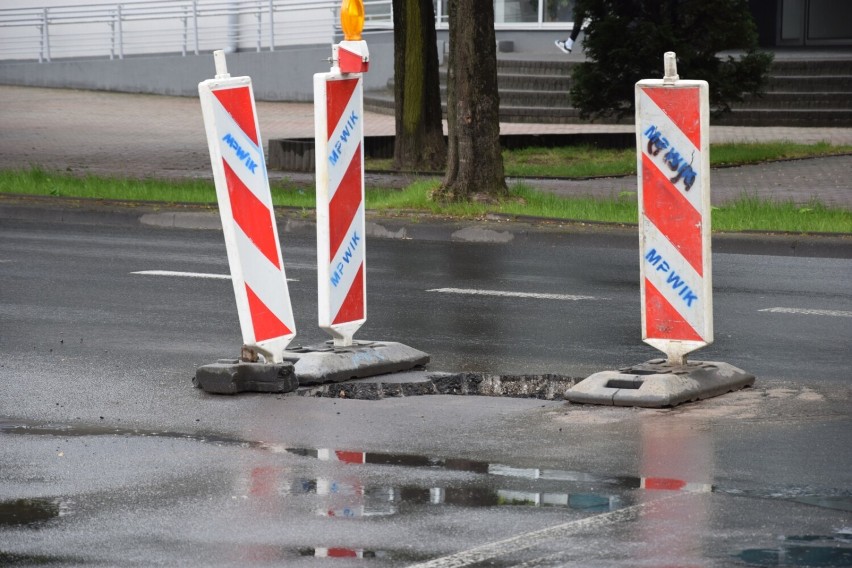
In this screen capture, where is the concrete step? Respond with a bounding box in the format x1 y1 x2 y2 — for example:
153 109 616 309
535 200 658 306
386 84 574 108
434 85 572 108
496 56 852 77
496 89 572 107
438 69 572 91
716 108 852 127
491 57 852 76
737 91 852 109
496 59 578 76
497 106 629 124
768 75 852 92
769 58 852 76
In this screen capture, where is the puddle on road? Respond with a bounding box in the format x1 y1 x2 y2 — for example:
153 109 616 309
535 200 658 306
0 550 83 566
0 498 67 528
736 531 852 567
294 547 430 562
283 477 623 518
790 496 852 513
4 419 849 517
283 446 644 491
0 419 261 450
299 547 388 559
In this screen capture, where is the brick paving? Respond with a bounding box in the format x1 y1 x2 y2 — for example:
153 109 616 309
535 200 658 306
0 85 850 207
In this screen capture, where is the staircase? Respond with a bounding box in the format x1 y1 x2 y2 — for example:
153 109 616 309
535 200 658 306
722 58 852 126
364 54 852 127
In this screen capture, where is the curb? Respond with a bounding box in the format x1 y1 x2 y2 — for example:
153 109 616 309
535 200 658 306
2 194 850 256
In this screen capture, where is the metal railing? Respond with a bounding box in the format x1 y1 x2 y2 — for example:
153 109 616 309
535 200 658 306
0 0 392 62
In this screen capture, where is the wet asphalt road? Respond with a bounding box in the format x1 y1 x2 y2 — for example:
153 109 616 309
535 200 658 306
1 214 851 567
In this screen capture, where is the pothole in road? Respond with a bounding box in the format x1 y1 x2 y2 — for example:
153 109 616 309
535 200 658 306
297 372 581 401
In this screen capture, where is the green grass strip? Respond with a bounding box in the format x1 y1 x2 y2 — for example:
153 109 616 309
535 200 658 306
368 141 852 179
366 180 851 233
1 167 849 234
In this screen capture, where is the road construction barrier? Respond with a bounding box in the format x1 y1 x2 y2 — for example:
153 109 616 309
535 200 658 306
198 51 296 363
636 52 713 364
313 43 369 347
195 1 426 392
565 53 755 407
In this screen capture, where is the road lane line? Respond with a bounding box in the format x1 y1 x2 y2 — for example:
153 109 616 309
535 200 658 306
131 270 298 282
426 288 604 301
406 495 679 568
759 307 852 318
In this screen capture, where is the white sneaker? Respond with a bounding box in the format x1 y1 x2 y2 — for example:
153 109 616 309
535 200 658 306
555 39 571 54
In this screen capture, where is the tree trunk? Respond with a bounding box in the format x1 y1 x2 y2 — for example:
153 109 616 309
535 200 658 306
392 0 446 171
435 0 507 202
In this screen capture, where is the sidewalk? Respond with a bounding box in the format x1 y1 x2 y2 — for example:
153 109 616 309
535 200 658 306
1 85 850 207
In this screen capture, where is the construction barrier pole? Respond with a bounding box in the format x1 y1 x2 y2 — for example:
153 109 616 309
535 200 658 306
636 52 713 365
198 50 296 363
313 4 370 348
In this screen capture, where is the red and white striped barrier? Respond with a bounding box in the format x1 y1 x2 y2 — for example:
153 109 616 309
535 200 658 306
313 66 367 347
527 54 751 407
199 51 296 363
636 52 713 363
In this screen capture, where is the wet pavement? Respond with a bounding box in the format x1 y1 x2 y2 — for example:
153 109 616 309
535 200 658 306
1 393 850 567
0 215 850 566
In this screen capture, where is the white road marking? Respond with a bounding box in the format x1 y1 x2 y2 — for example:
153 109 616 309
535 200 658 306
406 495 679 568
759 307 852 318
131 270 298 282
427 288 604 301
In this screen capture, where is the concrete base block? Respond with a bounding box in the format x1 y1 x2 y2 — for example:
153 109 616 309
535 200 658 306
565 358 755 408
194 360 298 395
283 341 430 385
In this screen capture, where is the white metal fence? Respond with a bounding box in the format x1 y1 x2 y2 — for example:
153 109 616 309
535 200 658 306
0 0 392 62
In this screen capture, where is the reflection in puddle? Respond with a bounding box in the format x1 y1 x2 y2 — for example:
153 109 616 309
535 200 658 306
4 419 848 518
298 548 387 559
0 498 68 527
736 532 852 566
283 447 646 490
281 476 623 518
274 447 638 519
295 547 429 562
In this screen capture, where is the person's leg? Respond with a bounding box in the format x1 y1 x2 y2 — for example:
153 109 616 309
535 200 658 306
555 4 583 53
569 21 581 43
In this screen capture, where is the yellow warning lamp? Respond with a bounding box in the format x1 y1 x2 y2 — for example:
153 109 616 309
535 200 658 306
341 0 364 41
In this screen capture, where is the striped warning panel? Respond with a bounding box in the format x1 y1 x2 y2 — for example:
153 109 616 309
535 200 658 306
314 72 367 346
636 80 713 356
199 76 296 361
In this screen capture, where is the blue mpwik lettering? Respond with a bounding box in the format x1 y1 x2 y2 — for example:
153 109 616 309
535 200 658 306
222 133 259 174
329 231 362 288
644 124 697 192
644 125 669 156
644 248 699 308
666 271 685 291
328 110 360 168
